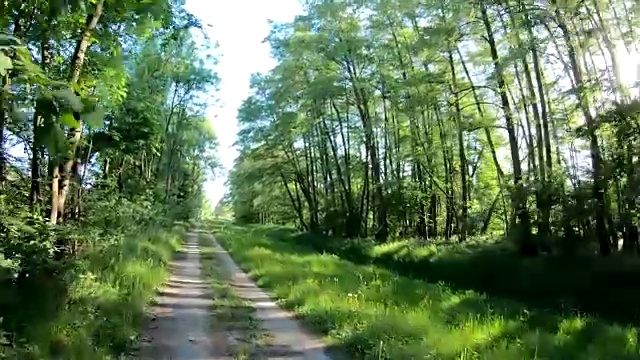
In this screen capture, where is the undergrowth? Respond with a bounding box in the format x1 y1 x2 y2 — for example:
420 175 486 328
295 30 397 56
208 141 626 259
211 221 640 360
0 199 184 359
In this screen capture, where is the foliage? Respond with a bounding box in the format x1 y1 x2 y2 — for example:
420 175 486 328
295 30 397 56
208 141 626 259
7 227 180 359
0 195 183 358
0 0 219 357
222 2 640 355
213 221 640 360
228 0 640 255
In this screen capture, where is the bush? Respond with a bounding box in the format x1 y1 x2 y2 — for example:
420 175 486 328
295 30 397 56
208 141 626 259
0 194 183 359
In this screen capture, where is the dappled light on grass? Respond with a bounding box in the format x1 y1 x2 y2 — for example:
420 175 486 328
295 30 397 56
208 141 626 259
0 228 181 359
58 230 180 358
213 222 640 359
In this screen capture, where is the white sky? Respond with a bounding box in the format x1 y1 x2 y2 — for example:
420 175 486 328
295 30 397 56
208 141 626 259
183 0 304 207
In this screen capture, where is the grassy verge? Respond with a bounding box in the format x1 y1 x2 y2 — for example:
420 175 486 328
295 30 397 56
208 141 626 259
1 225 182 359
304 232 640 326
211 221 640 360
197 231 267 359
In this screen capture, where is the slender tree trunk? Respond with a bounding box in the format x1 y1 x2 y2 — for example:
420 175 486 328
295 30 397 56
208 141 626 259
52 0 105 224
480 4 535 255
448 51 468 242
345 58 388 240
31 35 52 208
553 3 611 255
0 74 7 186
509 7 551 240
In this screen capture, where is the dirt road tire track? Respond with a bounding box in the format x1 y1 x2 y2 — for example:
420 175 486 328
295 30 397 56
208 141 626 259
140 230 333 360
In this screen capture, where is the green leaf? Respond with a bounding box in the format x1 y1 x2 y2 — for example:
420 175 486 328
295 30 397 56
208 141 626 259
83 104 105 128
53 88 83 112
13 48 46 80
59 112 80 128
0 53 12 76
0 34 21 47
42 123 67 158
35 95 57 117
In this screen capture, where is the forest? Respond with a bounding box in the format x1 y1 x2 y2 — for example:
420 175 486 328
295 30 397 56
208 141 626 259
229 0 640 257
0 0 218 357
2 0 640 357
219 0 640 356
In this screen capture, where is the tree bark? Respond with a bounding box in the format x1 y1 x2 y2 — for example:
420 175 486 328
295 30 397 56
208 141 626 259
51 0 105 224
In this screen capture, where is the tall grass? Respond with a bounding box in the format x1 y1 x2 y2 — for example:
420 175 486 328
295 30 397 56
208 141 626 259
0 226 181 359
212 222 640 360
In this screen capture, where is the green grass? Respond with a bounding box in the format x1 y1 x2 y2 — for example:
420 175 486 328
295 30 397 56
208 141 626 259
0 225 182 359
211 221 640 360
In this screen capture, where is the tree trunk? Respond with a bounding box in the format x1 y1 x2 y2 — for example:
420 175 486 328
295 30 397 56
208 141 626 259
0 74 7 186
345 58 388 240
447 51 468 242
553 3 611 255
480 4 535 255
51 0 105 224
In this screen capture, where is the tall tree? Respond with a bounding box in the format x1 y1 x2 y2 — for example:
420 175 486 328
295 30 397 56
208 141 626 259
229 0 640 257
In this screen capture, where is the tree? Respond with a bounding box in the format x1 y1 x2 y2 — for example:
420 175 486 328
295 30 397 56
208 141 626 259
228 0 640 257
0 1 220 355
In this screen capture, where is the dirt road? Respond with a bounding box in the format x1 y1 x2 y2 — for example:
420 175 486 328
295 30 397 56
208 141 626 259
140 232 215 359
140 231 333 360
